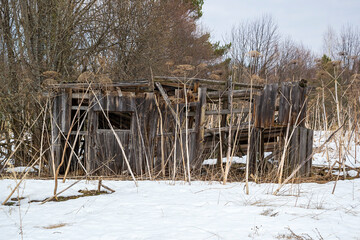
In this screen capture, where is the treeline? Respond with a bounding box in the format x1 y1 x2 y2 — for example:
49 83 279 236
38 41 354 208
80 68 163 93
0 1 359 166
229 15 359 84
0 0 224 166
228 15 360 131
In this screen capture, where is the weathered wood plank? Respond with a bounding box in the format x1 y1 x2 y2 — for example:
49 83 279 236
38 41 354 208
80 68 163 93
206 90 255 101
262 84 278 128
306 129 314 177
249 127 264 175
93 91 136 112
48 81 149 89
299 127 308 176
278 83 291 125
254 94 263 127
299 86 307 127
288 127 299 177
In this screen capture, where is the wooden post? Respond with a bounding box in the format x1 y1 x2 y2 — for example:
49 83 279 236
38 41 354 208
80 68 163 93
217 86 228 168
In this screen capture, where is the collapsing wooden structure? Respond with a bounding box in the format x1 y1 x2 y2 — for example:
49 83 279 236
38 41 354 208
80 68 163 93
48 76 313 178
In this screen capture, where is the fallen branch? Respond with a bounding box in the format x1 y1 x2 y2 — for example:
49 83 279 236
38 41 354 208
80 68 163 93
100 183 115 193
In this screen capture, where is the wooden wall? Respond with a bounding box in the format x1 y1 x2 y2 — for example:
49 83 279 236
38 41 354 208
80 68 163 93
250 82 313 178
49 80 313 179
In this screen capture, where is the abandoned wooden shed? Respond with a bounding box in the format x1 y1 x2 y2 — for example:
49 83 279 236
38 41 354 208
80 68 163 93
47 76 313 179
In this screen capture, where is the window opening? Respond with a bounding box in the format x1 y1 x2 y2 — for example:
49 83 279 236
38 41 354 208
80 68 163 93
98 112 132 130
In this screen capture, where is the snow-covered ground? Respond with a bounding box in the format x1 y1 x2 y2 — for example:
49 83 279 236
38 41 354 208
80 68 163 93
1 179 360 240
203 153 272 165
313 131 360 171
1 131 360 239
4 166 38 173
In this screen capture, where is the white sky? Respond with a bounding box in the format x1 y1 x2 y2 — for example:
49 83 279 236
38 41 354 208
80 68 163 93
200 0 360 54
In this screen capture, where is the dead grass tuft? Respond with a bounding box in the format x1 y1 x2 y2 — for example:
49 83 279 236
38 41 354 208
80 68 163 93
276 227 324 240
29 190 109 203
260 208 279 217
42 223 68 229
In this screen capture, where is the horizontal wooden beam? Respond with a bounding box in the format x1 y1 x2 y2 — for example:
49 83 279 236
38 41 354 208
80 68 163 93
187 108 249 117
206 89 258 100
154 76 226 85
70 131 88 136
71 106 88 111
72 93 90 99
155 76 265 90
47 81 150 89
205 108 250 115
233 82 263 89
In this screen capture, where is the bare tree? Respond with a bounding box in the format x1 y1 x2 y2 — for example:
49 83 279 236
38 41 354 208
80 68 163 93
276 38 314 82
0 0 221 168
230 14 280 82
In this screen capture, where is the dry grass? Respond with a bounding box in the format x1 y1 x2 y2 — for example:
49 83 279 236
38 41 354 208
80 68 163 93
41 223 69 229
276 227 324 240
260 208 279 217
29 190 109 203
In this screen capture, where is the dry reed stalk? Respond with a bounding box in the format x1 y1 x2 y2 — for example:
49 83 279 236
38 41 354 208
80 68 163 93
2 146 51 205
277 105 292 183
314 93 319 130
321 82 331 168
0 107 45 175
172 95 179 183
230 109 245 160
38 99 49 177
134 109 152 180
335 71 345 180
332 118 357 194
178 123 187 182
223 77 234 185
183 83 191 184
49 105 56 176
217 96 224 179
153 95 165 177
356 120 359 165
245 73 253 194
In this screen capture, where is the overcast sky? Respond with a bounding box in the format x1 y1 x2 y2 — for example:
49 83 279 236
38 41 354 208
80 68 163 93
200 0 360 54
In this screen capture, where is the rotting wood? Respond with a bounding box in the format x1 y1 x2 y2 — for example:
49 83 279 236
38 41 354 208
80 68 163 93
46 78 313 181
